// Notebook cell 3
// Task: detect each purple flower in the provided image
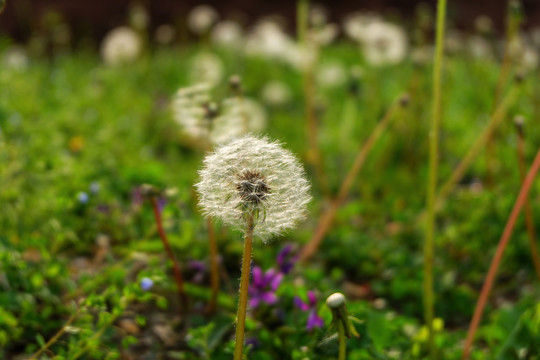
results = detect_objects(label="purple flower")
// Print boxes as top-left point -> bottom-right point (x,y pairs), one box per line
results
276,244 -> 297,275
188,260 -> 207,284
248,266 -> 283,309
140,277 -> 154,291
294,290 -> 324,330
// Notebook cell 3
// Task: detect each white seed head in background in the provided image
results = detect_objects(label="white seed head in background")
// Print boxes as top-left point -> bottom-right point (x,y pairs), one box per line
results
172,83 -> 267,147
100,26 -> 142,66
316,61 -> 347,88
172,83 -> 214,147
196,135 -> 311,241
190,52 -> 224,85
211,20 -> 244,49
261,81 -> 292,107
210,97 -> 267,144
187,4 -> 219,35
361,20 -> 408,66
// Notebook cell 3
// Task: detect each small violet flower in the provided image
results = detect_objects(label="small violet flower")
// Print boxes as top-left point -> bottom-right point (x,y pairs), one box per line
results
140,277 -> 154,291
248,266 -> 283,309
77,192 -> 89,204
188,260 -> 207,284
276,244 -> 297,274
294,290 -> 324,330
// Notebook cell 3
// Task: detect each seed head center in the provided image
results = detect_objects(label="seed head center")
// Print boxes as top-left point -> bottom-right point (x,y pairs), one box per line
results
236,170 -> 271,206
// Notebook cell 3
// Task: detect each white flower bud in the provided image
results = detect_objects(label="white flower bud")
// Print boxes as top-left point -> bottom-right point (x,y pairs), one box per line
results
326,292 -> 346,309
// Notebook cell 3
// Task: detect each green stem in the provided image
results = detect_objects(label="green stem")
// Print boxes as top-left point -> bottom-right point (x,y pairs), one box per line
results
233,217 -> 254,360
296,0 -> 308,44
337,321 -> 347,360
28,306 -> 81,360
425,0 -> 446,358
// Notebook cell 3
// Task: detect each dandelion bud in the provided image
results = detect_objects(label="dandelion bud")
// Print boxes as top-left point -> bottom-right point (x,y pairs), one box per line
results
399,93 -> 411,107
514,70 -> 525,83
514,115 -> 525,135
229,75 -> 242,95
326,292 -> 346,309
195,135 -> 311,241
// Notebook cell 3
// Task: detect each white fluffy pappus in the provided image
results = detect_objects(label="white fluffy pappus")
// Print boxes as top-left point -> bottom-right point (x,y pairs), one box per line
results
195,135 -> 311,241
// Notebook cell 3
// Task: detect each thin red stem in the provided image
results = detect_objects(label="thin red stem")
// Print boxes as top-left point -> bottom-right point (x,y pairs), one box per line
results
462,146 -> 540,358
151,197 -> 187,309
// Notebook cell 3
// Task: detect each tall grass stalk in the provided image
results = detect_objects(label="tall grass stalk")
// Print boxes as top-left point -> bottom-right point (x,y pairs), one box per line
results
424,0 -> 447,357
462,146 -> 540,359
233,216 -> 254,360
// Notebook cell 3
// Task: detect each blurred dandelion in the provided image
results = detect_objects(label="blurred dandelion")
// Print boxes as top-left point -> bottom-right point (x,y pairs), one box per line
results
261,81 -> 292,107
212,20 -> 244,49
361,20 -> 408,66
187,4 -> 219,35
190,52 -> 224,85
172,81 -> 267,147
100,26 -> 142,66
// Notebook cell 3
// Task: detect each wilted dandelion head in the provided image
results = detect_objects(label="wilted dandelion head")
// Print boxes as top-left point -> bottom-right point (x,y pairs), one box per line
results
196,135 -> 311,241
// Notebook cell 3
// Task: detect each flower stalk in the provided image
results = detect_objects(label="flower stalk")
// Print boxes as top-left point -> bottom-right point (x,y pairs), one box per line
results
233,216 -> 254,360
424,0 -> 446,357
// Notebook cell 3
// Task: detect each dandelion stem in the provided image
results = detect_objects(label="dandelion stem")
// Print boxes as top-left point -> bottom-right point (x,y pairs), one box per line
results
296,0 -> 308,44
425,0 -> 446,357
233,216 -> 254,360
337,321 -> 347,360
299,99 -> 400,262
462,145 -> 540,359
206,216 -> 220,314
514,122 -> 540,281
150,196 -> 187,309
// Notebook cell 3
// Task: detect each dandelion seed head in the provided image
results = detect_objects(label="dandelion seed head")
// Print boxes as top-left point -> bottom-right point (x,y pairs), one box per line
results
187,5 -> 219,35
212,20 -> 244,49
190,52 -> 224,85
100,26 -> 142,66
361,21 -> 407,66
196,135 -> 311,241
